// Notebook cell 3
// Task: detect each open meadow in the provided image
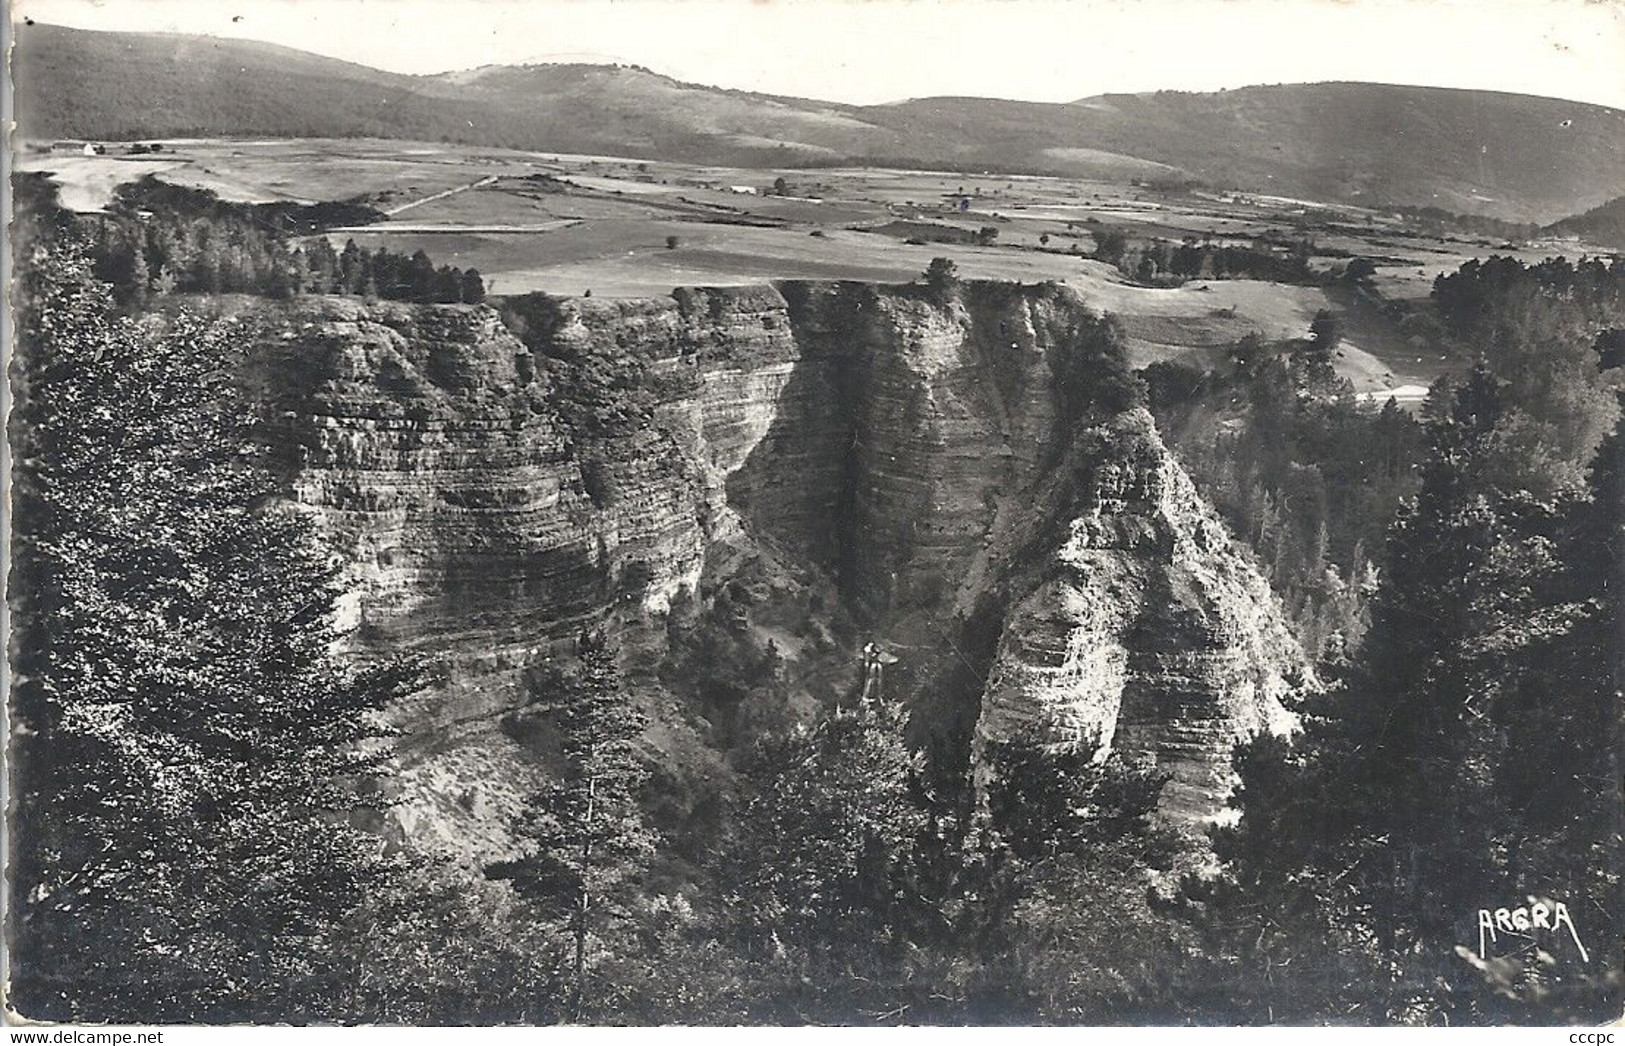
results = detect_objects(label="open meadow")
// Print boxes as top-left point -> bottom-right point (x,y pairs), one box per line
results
19,135 -> 1614,398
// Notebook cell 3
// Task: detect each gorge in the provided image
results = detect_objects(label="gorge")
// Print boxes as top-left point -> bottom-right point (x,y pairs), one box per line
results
244,279 -> 1317,857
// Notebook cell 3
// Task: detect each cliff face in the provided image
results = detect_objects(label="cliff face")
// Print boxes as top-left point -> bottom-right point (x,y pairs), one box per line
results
973,413 -> 1308,824
247,281 -> 1313,854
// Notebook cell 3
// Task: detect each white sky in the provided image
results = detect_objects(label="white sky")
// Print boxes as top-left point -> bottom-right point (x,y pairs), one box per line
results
15,0 -> 1625,108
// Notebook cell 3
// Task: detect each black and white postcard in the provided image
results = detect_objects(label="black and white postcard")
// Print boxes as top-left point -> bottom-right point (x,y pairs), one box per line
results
6,0 -> 1622,1029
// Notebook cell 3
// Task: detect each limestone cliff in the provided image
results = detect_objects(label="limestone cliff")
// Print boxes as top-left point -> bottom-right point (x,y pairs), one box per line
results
972,411 -> 1308,824
245,280 -> 1314,854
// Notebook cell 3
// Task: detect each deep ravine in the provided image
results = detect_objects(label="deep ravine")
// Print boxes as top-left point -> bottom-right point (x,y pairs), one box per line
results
244,279 -> 1316,857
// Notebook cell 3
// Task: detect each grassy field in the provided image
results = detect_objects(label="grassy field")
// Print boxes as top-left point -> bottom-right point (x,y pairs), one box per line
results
14,153 -> 186,210
22,135 -> 1612,398
327,222 -> 1096,297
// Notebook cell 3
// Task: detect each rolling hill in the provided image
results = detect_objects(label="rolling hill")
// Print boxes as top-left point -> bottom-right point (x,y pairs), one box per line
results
878,84 -> 1625,223
1546,196 -> 1625,249
11,23 -> 495,143
424,63 -> 891,160
15,21 -> 1625,223
11,23 -> 889,162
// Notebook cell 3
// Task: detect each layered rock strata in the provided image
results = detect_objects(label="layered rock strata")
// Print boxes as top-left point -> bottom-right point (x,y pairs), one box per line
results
247,281 -> 1314,852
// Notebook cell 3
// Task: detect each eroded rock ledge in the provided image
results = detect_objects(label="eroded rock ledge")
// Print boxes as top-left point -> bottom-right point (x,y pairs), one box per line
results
244,281 -> 1314,854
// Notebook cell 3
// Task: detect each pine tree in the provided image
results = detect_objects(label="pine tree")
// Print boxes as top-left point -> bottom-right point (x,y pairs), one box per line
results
339,239 -> 364,294
1194,362 -> 1622,1024
151,264 -> 178,296
924,257 -> 959,299
487,632 -> 656,1021
433,264 -> 460,303
126,241 -> 150,306
9,238 -> 419,1021
1453,409 -> 1624,1019
732,697 -> 926,946
970,730 -> 1185,1022
407,249 -> 438,303
307,237 -> 338,294
710,697 -> 932,1021
282,247 -> 309,296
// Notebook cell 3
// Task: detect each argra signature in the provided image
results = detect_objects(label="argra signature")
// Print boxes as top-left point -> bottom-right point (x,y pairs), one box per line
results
1476,900 -> 1588,961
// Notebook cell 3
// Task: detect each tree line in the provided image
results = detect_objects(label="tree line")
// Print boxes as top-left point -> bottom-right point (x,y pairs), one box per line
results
1154,252 -> 1624,1022
16,172 -> 485,307
1432,255 -> 1625,492
1434,254 -> 1625,343
1147,334 -> 1423,664
9,228 -> 426,1020
1189,362 -> 1622,1023
1091,227 -> 1322,285
482,640 -> 1187,1024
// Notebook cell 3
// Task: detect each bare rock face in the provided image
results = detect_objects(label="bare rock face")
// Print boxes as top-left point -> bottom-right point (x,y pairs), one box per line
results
248,281 -> 1314,853
974,412 -> 1310,825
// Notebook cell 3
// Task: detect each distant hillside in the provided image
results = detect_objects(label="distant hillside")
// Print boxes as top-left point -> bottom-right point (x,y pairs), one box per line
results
426,63 -> 887,160
876,84 -> 1625,223
1546,196 -> 1625,249
11,24 -> 495,143
16,22 -> 1625,223
11,23 -> 887,163
1071,84 -> 1625,225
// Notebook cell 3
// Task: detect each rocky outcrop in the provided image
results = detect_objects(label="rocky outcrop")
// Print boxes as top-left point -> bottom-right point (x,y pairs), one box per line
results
973,411 -> 1309,824
247,280 -> 1314,852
